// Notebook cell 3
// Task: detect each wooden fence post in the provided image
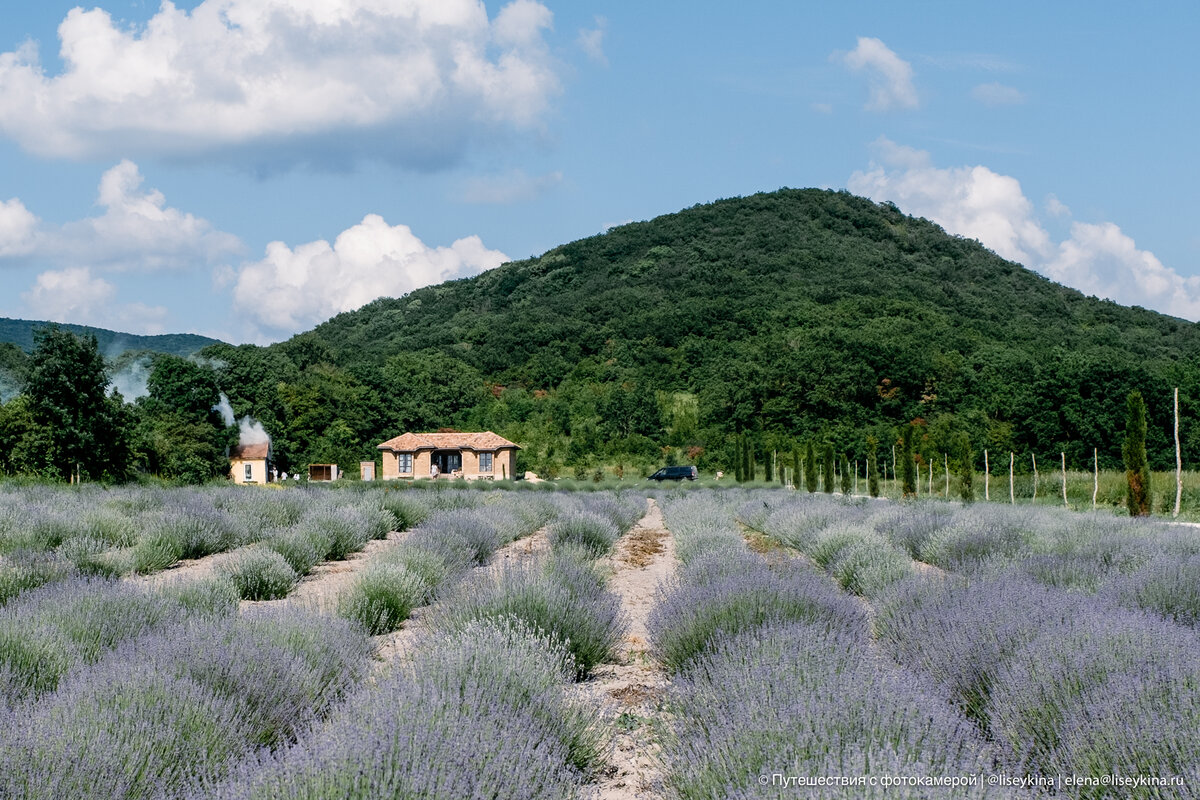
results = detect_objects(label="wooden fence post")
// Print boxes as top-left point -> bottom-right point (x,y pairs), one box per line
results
1061,452 -> 1068,508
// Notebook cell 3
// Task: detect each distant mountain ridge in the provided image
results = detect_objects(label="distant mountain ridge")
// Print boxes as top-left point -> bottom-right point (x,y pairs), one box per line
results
200,188 -> 1200,474
0,317 -> 222,358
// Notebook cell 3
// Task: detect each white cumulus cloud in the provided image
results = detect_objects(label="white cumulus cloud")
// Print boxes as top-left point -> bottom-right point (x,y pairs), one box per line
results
848,139 -> 1200,320
0,198 -> 37,257
849,137 -> 1051,264
230,214 -> 508,336
20,266 -> 168,333
0,0 -> 561,168
838,37 -> 918,111
1,161 -> 242,271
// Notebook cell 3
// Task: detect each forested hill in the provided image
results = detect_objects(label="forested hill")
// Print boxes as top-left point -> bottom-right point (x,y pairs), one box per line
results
0,317 -> 222,358
203,189 -> 1200,477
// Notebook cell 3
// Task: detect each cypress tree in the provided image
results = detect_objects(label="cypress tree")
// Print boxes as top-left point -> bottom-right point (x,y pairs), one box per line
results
958,433 -> 974,502
745,439 -> 755,483
1123,390 -> 1152,516
822,442 -> 834,493
733,436 -> 743,482
841,453 -> 852,495
804,441 -> 818,493
791,448 -> 800,489
867,436 -> 880,497
764,446 -> 774,482
901,425 -> 917,498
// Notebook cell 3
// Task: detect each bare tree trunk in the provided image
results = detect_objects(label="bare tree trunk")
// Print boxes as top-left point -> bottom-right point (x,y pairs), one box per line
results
854,460 -> 859,496
945,452 -> 949,498
892,445 -> 897,495
1032,453 -> 1039,502
928,460 -> 933,495
1093,447 -> 1099,511
1176,387 -> 1183,518
1061,452 -> 1068,508
1010,452 -> 1015,504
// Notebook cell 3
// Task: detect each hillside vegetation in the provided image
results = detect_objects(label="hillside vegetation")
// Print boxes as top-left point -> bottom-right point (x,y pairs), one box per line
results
197,189 -> 1200,479
0,317 -> 221,359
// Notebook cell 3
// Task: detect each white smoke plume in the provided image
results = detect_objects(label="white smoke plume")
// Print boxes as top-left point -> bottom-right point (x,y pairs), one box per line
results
238,417 -> 270,446
214,393 -> 235,426
213,391 -> 270,446
107,357 -> 151,400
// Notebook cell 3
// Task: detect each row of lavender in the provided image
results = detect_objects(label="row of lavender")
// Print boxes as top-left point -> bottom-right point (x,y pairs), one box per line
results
651,492 -> 1019,799
748,493 -> 1200,626
195,492 -> 644,798
749,492 -> 1200,798
0,490 -> 643,799
0,483 -> 530,604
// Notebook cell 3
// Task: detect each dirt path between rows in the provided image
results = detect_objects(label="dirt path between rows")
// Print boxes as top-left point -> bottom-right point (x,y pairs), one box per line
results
575,498 -> 676,800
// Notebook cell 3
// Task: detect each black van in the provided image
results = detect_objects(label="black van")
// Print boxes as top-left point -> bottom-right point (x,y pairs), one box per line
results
649,465 -> 698,481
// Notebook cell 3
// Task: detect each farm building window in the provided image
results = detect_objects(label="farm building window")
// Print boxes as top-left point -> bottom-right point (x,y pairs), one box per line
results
244,463 -> 253,481
398,453 -> 413,473
479,452 -> 494,473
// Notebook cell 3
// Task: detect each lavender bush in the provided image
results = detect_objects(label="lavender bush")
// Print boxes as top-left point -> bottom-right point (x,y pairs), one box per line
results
547,511 -> 620,556
219,548 -> 298,601
262,526 -> 327,577
337,562 -> 429,635
204,617 -> 594,800
0,661 -> 254,800
663,621 -> 1008,800
436,553 -> 625,677
651,559 -> 866,674
1102,554 -> 1200,626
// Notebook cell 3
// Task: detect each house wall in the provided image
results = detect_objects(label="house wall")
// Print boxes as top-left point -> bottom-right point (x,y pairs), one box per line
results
414,449 -> 432,478
231,458 -> 267,485
379,445 -> 517,480
499,449 -> 516,480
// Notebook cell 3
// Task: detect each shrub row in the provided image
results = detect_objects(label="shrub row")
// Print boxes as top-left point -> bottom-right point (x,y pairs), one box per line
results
654,494 -> 1006,799
0,607 -> 372,800
337,495 -> 558,635
876,570 -> 1200,798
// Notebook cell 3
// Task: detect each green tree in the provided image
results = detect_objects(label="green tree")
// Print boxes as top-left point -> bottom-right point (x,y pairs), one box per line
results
791,447 -> 800,489
1124,390 -> 1151,516
733,436 -> 743,482
764,444 -> 774,482
25,327 -> 131,481
900,425 -> 916,498
380,349 -> 486,432
957,433 -> 974,503
135,355 -> 233,483
804,441 -> 817,493
822,442 -> 834,493
841,453 -> 852,495
867,435 -> 880,497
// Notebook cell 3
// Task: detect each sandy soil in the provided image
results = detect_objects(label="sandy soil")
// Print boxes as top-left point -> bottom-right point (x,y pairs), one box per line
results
574,499 -> 677,800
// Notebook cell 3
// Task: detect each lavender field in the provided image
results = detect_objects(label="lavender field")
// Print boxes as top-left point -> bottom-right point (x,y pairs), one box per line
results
0,483 -> 1196,798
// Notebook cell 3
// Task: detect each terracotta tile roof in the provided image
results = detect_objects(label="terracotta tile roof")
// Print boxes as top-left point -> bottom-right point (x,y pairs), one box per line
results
376,431 -> 519,452
230,442 -> 270,460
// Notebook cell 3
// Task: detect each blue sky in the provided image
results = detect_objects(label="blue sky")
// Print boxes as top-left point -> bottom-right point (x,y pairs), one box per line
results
0,0 -> 1196,343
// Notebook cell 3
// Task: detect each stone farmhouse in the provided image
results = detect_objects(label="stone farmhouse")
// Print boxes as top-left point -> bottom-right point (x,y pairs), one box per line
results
376,431 -> 519,480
